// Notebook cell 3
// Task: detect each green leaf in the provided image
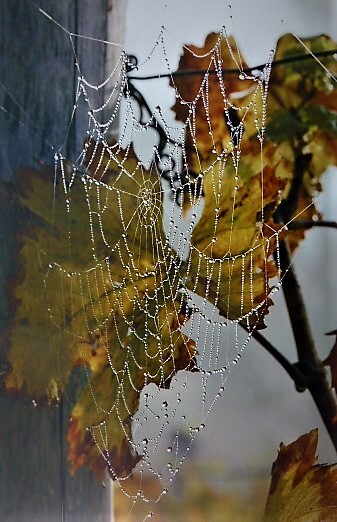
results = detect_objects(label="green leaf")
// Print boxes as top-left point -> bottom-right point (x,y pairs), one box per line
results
266,110 -> 305,143
300,105 -> 337,135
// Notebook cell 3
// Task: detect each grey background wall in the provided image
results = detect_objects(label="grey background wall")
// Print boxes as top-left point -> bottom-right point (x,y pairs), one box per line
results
0,1 -> 125,519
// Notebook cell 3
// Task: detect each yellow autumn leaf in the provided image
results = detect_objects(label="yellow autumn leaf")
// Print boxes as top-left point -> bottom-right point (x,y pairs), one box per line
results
171,32 -> 295,326
1,166 -> 96,403
186,141 -> 288,326
0,143 -> 196,479
68,290 -> 195,480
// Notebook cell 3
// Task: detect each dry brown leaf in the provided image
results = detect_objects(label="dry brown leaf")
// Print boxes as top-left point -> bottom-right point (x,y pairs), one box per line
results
172,32 -> 254,165
264,429 -> 337,522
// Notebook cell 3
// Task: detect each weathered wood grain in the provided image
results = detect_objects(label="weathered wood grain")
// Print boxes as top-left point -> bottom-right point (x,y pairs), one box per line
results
0,0 -> 125,519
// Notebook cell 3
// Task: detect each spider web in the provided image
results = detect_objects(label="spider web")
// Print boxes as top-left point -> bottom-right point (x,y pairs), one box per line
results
2,6 -> 336,521
39,27 -> 280,519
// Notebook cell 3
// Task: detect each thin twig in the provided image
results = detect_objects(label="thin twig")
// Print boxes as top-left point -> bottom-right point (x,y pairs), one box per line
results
241,325 -> 308,390
288,220 -> 337,230
128,48 -> 337,81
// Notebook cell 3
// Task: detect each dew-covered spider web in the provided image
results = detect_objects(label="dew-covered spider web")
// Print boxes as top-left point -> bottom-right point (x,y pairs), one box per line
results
2,5 -> 337,520
45,28 -> 279,516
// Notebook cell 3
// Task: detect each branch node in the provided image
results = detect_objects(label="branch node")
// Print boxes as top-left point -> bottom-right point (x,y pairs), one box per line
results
292,361 -> 325,392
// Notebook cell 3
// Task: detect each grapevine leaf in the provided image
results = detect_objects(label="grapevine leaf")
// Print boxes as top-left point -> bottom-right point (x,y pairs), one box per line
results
68,292 -> 195,480
171,32 -> 295,326
186,141 -> 289,326
1,167 -> 96,403
264,429 -> 337,522
0,144 -> 196,479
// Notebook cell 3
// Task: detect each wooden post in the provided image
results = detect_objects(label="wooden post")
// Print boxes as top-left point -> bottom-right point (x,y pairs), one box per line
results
0,1 -> 126,519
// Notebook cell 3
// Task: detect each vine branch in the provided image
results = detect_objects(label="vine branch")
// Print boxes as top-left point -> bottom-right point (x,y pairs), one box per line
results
277,239 -> 337,452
